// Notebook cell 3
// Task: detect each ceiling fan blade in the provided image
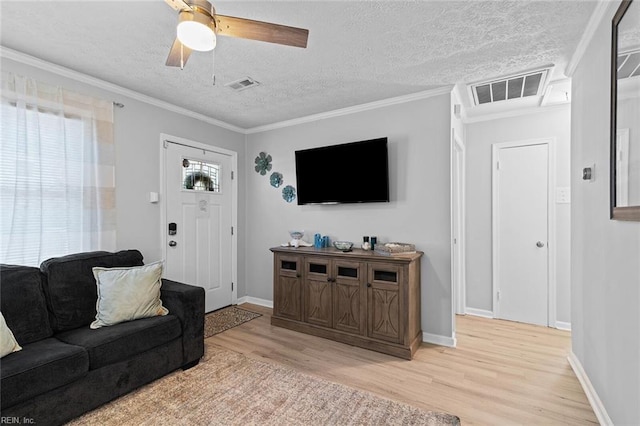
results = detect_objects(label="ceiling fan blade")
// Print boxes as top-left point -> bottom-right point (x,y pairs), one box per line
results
164,0 -> 191,12
215,15 -> 308,48
166,38 -> 193,67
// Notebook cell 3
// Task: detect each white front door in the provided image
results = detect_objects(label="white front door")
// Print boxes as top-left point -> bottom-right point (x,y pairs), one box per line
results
493,142 -> 549,326
163,139 -> 234,312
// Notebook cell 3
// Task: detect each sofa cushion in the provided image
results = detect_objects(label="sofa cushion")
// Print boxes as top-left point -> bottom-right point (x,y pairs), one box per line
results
55,315 -> 182,370
91,261 -> 168,329
40,250 -> 144,332
0,338 -> 89,409
0,264 -> 53,344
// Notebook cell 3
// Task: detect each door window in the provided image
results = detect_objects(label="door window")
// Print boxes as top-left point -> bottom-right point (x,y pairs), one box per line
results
182,158 -> 220,192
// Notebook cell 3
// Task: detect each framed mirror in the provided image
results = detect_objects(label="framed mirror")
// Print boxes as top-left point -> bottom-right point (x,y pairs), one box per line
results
611,0 -> 640,221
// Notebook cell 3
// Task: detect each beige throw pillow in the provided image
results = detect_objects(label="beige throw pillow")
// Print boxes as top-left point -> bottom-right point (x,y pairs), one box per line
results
0,311 -> 22,358
90,261 -> 169,329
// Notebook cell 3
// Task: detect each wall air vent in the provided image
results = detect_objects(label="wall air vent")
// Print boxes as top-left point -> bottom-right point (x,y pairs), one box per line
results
225,77 -> 260,92
618,48 -> 640,79
469,68 -> 551,106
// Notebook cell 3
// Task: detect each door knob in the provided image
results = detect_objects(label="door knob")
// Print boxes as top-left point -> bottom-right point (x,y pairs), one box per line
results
536,241 -> 545,248
169,240 -> 177,247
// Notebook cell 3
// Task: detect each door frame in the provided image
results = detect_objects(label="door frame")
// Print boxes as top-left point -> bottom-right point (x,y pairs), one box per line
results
159,133 -> 238,305
491,138 -> 556,327
451,129 -> 467,316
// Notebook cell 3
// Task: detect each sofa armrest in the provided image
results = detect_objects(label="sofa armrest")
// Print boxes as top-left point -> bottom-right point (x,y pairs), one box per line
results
160,279 -> 205,366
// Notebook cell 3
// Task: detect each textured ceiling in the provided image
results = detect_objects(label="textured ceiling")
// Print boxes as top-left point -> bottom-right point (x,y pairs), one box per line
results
0,1 -> 595,130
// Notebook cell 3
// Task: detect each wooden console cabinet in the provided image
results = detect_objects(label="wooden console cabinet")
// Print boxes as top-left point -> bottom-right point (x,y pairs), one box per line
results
270,246 -> 423,359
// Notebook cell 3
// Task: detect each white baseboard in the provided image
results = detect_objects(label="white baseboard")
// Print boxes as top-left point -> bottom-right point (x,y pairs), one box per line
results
465,307 -> 494,319
568,351 -> 612,426
465,308 -> 571,331
422,332 -> 457,348
237,296 -> 273,309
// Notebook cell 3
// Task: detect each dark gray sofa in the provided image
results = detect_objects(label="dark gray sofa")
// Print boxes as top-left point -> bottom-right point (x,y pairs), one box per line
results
0,250 -> 205,425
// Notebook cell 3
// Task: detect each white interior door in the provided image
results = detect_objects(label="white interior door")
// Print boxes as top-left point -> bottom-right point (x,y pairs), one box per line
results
493,142 -> 549,326
164,140 -> 233,312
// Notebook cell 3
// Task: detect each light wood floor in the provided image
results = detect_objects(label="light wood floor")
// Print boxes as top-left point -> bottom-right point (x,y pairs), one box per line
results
208,304 -> 597,425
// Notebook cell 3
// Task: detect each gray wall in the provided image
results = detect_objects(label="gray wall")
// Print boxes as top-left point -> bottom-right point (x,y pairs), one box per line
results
245,94 -> 454,339
571,1 -> 640,424
1,57 -> 248,296
465,107 -> 572,324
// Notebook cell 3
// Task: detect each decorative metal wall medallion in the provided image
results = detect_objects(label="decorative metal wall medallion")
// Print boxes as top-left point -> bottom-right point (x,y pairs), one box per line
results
254,152 -> 272,175
270,172 -> 283,188
282,185 -> 296,203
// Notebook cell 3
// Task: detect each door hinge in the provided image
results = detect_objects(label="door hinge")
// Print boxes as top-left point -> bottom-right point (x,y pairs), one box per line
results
231,226 -> 234,236
231,171 -> 234,180
231,282 -> 234,291
496,161 -> 500,170
497,290 -> 501,300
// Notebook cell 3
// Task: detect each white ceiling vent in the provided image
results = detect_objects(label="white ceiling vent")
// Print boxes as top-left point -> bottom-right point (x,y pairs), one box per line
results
225,77 -> 260,92
469,68 -> 551,106
618,48 -> 640,79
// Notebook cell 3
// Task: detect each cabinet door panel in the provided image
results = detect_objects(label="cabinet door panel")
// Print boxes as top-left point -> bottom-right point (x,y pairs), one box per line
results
305,279 -> 332,327
304,257 -> 332,328
274,254 -> 301,321
367,263 -> 403,343
368,288 -> 401,343
333,260 -> 365,334
334,282 -> 363,334
274,275 -> 301,321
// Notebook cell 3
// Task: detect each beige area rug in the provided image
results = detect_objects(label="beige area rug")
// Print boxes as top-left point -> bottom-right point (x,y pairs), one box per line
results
68,345 -> 460,426
204,306 -> 262,338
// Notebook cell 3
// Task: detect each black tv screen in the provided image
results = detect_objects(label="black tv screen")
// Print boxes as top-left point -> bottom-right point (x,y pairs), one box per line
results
295,138 -> 389,205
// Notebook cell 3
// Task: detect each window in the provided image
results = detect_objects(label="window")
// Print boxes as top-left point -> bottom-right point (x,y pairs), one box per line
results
0,74 -> 115,266
182,158 -> 220,192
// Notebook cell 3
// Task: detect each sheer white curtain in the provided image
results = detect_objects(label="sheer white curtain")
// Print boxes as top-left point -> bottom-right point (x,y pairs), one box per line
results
0,73 -> 116,266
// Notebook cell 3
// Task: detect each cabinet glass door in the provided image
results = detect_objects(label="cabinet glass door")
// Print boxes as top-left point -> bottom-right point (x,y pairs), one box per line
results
274,254 -> 301,321
367,263 -> 403,343
333,261 -> 365,335
304,258 -> 332,328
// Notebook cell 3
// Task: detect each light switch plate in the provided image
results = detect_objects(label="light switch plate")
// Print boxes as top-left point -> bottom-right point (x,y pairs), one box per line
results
149,192 -> 159,203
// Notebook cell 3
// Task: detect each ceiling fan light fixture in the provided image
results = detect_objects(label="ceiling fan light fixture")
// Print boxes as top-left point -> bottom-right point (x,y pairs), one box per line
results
177,10 -> 216,52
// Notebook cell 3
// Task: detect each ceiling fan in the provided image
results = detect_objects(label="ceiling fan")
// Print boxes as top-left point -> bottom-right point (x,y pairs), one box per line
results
164,0 -> 309,69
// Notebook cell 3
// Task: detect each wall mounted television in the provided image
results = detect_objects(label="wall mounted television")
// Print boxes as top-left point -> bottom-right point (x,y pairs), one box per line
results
295,137 -> 389,205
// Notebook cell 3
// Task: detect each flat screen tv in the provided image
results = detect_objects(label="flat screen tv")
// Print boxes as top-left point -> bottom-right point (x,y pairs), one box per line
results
295,137 -> 389,205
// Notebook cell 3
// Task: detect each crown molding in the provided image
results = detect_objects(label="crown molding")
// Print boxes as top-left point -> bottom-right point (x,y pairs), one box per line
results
0,46 -> 245,134
1,46 -> 455,135
565,1 -> 614,77
462,102 -> 570,124
245,86 -> 454,134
